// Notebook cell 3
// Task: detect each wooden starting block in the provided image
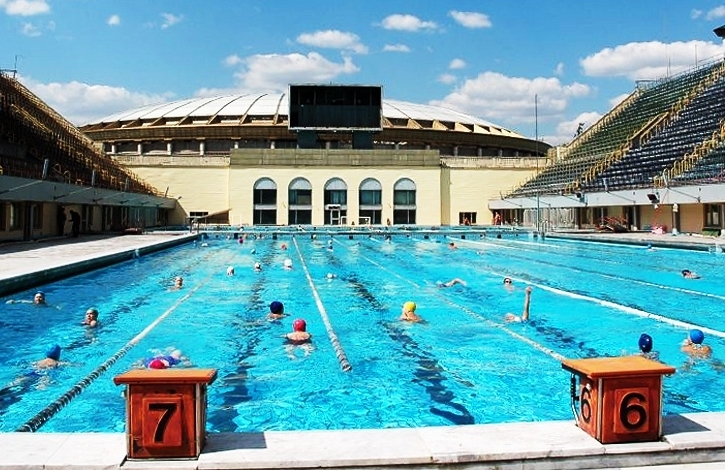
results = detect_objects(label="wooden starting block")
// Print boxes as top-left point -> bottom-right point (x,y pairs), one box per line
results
562,356 -> 675,444
114,369 -> 217,459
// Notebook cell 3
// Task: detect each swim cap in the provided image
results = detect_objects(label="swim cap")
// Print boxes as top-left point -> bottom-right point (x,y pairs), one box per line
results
284,258 -> 293,267
254,262 -> 262,269
293,318 -> 307,332
404,301 -> 416,312
46,344 -> 61,360
270,301 -> 284,314
326,273 -> 334,279
435,280 -> 443,286
638,334 -> 653,353
251,249 -> 256,254
689,329 -> 705,345
148,358 -> 167,369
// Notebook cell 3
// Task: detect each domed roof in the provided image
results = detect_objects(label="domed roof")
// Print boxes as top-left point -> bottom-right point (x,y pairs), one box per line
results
88,92 -> 523,138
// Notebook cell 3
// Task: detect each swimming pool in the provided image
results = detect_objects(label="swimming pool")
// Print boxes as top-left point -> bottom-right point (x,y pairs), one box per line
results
1,231 -> 724,433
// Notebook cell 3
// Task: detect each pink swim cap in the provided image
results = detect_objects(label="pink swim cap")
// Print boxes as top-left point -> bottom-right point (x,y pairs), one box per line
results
293,318 -> 307,332
148,358 -> 167,369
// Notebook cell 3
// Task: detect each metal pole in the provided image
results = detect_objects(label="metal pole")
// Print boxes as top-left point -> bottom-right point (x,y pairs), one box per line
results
535,94 -> 541,235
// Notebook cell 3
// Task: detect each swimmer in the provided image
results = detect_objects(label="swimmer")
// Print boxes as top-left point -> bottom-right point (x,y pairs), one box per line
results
503,277 -> 514,291
142,350 -> 188,369
82,308 -> 99,327
285,318 -> 312,344
448,242 -> 457,249
254,262 -> 262,272
436,278 -> 466,288
283,258 -> 293,270
682,329 -> 712,358
326,273 -> 337,281
638,333 -> 659,361
7,291 -> 47,305
268,300 -> 287,320
400,301 -> 422,322
201,242 -> 209,247
171,276 -> 184,290
35,344 -> 64,369
681,269 -> 701,279
505,286 -> 533,323
251,248 -> 256,254
281,243 -> 287,250
226,266 -> 235,276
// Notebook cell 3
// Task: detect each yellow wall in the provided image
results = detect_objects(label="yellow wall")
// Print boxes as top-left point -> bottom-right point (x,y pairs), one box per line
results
131,167 -> 229,224
447,168 -> 537,225
678,204 -> 702,233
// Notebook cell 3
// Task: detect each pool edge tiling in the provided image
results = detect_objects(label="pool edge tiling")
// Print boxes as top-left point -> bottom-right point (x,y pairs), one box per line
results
2,413 -> 725,469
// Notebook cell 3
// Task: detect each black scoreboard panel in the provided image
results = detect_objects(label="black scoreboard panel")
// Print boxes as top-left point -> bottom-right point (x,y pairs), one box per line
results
289,85 -> 382,131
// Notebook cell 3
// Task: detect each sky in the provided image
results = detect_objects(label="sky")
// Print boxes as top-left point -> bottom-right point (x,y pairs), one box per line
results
2,0 -> 725,145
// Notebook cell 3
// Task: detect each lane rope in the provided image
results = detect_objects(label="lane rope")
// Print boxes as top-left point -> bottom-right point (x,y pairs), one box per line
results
292,236 -> 352,372
16,255 -> 228,432
342,238 -> 565,362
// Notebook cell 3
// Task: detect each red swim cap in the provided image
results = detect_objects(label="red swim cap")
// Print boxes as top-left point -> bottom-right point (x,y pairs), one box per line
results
293,318 -> 306,332
148,358 -> 167,369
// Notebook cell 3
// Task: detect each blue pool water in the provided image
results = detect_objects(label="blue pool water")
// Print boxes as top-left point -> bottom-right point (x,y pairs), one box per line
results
1,232 -> 725,433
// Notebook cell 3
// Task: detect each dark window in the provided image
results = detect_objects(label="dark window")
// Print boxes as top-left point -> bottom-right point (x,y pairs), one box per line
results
393,210 -> 416,225
254,209 -> 277,225
705,204 -> 722,227
393,190 -> 415,205
360,190 -> 381,205
254,188 -> 277,205
324,190 -> 347,205
32,204 -> 43,229
289,189 -> 312,206
459,212 -> 477,225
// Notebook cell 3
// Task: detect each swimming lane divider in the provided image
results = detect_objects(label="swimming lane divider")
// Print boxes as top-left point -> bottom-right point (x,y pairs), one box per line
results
450,237 -> 725,303
348,242 -> 566,363
16,259 -> 227,433
292,236 -> 352,372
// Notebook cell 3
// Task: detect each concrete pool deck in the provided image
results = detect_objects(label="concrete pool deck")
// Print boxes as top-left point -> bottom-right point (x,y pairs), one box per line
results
1,230 -> 725,469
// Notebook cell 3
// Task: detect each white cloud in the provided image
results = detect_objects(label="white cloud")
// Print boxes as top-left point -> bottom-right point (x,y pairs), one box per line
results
449,58 -> 466,70
380,14 -> 437,32
580,40 -> 725,80
438,73 -> 457,84
0,0 -> 49,16
449,10 -> 492,29
609,93 -> 630,108
196,52 -> 359,96
160,12 -> 182,29
296,30 -> 368,54
430,72 -> 590,125
383,43 -> 410,53
21,21 -> 40,36
20,76 -> 172,125
554,62 -> 565,76
706,5 -> 725,20
544,111 -> 604,145
107,14 -> 120,26
223,54 -> 243,67
691,9 -> 703,19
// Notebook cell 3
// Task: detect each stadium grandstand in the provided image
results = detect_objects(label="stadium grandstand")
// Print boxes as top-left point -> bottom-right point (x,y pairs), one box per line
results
0,71 -> 176,242
490,57 -> 725,236
79,88 -> 549,227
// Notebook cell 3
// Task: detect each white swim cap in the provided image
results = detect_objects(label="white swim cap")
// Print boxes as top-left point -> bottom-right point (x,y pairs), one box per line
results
284,258 -> 293,267
326,273 -> 334,279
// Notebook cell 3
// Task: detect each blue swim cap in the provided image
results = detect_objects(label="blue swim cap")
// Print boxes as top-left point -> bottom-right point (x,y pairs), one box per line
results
689,329 -> 705,345
46,344 -> 61,360
270,301 -> 284,314
638,334 -> 653,353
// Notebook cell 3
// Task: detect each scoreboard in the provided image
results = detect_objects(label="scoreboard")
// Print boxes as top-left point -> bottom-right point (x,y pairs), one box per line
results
288,85 -> 382,131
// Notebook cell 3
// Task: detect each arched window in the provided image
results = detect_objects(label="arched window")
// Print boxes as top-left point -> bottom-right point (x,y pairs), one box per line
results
288,177 -> 312,224
253,177 -> 277,225
359,178 -> 382,225
393,178 -> 416,225
324,178 -> 348,225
